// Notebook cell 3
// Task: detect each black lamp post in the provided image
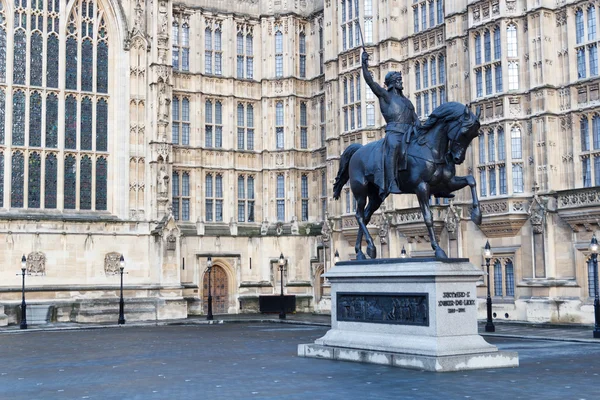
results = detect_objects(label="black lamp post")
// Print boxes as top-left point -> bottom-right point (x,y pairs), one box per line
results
206,256 -> 213,321
278,253 -> 286,320
483,240 -> 495,332
400,246 -> 408,259
118,255 -> 126,325
589,235 -> 600,338
19,255 -> 27,330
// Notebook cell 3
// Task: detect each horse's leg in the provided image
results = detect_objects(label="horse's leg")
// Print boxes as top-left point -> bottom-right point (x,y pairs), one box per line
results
445,175 -> 481,225
415,182 -> 447,259
355,192 -> 374,260
363,191 -> 383,259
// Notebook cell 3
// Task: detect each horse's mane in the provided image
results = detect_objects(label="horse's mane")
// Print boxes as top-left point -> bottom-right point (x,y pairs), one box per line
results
417,102 -> 467,134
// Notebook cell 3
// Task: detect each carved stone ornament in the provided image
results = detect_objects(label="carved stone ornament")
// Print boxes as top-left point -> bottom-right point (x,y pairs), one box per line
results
321,215 -> 332,245
444,204 -> 461,240
378,216 -> 390,245
261,219 -> 269,235
104,252 -> 122,275
26,251 -> 46,275
158,165 -> 169,198
166,233 -> 177,251
528,195 -> 546,234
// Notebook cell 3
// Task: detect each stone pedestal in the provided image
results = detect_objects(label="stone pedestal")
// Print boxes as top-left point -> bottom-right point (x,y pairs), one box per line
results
298,258 -> 519,372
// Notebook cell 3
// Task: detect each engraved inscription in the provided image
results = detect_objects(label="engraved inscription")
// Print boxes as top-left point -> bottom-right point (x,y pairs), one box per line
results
337,293 -> 429,326
437,291 -> 476,314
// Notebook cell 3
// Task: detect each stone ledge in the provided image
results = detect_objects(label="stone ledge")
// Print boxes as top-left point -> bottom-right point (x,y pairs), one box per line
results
298,343 -> 519,372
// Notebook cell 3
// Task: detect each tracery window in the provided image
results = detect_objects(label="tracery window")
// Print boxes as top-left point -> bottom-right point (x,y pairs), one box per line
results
276,173 -> 285,221
301,174 -> 308,221
236,28 -> 253,79
172,96 -> 190,146
341,0 -> 359,51
275,26 -> 283,77
172,19 -> 189,71
205,22 -> 222,76
276,101 -> 284,149
172,171 -> 190,221
491,258 -> 515,298
0,0 -> 109,212
205,100 -> 223,148
299,32 -> 306,78
300,102 -> 308,149
237,175 -> 255,223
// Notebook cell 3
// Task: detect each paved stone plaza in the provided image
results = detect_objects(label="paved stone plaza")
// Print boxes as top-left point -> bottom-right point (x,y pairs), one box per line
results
1,322 -> 600,400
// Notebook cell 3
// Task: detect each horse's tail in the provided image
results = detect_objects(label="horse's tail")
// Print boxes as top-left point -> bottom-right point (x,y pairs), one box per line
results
333,143 -> 362,200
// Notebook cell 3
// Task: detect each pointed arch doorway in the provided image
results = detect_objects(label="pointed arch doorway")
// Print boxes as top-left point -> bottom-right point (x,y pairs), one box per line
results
203,265 -> 229,314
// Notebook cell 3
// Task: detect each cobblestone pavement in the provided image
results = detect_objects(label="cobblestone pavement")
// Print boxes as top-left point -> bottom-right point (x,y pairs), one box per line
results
3,312 -> 600,343
1,323 -> 600,400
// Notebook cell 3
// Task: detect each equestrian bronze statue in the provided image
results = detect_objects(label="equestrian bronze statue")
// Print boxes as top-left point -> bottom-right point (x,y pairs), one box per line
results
333,52 -> 482,260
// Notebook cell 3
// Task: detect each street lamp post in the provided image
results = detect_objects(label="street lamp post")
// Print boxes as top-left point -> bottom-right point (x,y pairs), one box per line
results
589,235 -> 600,338
19,255 -> 27,330
118,255 -> 126,325
279,253 -> 286,320
483,240 -> 495,333
206,256 -> 214,321
334,250 -> 340,265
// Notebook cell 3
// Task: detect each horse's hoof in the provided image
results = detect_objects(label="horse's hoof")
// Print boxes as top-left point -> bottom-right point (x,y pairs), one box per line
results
471,206 -> 482,225
435,248 -> 448,259
367,246 -> 377,259
356,252 -> 367,260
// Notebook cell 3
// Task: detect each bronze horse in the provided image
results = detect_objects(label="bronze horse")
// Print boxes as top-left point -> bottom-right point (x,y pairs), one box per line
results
333,102 -> 482,260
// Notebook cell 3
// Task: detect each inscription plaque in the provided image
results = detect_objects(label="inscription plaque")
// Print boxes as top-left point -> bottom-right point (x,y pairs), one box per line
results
336,293 -> 429,326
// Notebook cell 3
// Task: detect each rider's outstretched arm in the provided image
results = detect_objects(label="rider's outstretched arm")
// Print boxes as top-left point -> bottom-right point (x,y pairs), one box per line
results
361,52 -> 387,99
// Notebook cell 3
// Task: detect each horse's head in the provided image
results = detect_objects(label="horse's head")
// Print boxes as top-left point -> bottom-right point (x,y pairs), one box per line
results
447,105 -> 481,165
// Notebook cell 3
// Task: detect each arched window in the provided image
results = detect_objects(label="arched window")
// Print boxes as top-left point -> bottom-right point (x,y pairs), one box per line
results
276,101 -> 284,149
0,1 -> 111,211
593,115 -> 600,150
511,126 -> 522,159
507,24 -> 518,57
484,30 -> 491,62
276,174 -> 285,221
493,26 -> 501,59
577,9 -> 585,44
299,32 -> 306,78
512,164 -> 523,193
589,6 -> 597,41
301,174 -> 309,221
582,116 -> 590,151
497,127 -> 506,161
415,62 -> 421,90
275,27 -> 283,77
475,34 -> 481,65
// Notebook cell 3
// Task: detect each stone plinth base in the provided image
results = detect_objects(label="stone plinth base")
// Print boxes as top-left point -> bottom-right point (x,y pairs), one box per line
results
298,343 -> 518,372
297,258 -> 519,372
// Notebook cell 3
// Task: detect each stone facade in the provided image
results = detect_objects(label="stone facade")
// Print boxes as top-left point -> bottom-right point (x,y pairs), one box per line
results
0,0 -> 598,324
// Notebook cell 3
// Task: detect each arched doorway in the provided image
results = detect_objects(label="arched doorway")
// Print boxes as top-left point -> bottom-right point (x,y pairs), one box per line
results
203,265 -> 229,314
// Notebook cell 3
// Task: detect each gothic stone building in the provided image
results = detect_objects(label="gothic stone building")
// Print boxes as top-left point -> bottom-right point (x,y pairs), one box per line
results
0,0 -> 598,325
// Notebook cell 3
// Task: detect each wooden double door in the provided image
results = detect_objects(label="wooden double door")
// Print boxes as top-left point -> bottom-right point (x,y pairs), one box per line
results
203,265 -> 228,314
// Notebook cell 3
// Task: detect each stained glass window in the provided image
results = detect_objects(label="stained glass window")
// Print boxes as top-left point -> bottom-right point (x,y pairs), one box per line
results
64,155 -> 76,209
46,93 -> 58,148
28,153 -> 41,208
0,89 -> 4,144
97,41 -> 108,93
81,40 -> 93,91
12,90 -> 25,146
81,97 -> 93,150
0,13 -> 5,83
80,156 -> 92,209
46,35 -> 59,88
0,152 -> 3,207
66,37 -> 78,90
13,30 -> 26,85
29,92 -> 42,147
96,157 -> 107,210
96,99 -> 108,151
30,32 -> 43,86
65,95 -> 77,149
11,151 -> 24,208
45,154 -> 57,209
